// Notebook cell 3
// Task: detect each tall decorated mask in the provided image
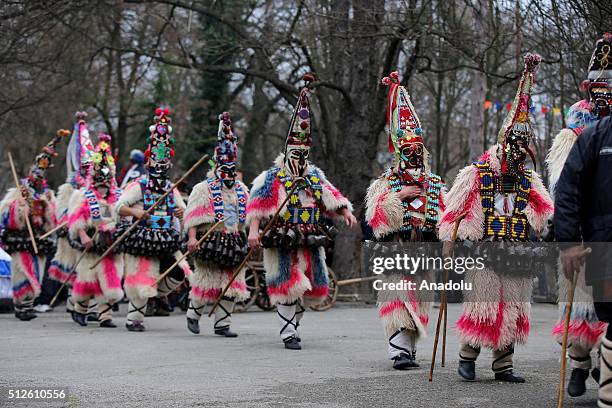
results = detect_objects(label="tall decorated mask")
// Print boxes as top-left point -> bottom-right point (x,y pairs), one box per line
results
382,71 -> 425,183
145,107 -> 175,178
585,32 -> 612,119
90,134 -> 116,195
498,53 -> 541,176
214,112 -> 238,188
27,129 -> 70,191
284,73 -> 315,177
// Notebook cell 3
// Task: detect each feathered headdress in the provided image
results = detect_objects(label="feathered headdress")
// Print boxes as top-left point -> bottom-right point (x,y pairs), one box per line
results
29,129 -> 71,180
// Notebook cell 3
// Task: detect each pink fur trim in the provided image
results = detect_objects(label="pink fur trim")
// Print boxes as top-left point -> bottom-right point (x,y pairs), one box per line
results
124,258 -> 155,289
184,205 -> 214,224
72,280 -> 103,297
369,192 -> 390,230
247,177 -> 282,216
12,284 -> 32,300
101,257 -> 122,290
68,201 -> 90,228
439,174 -> 480,225
19,252 -> 41,293
379,299 -> 405,317
457,300 -> 504,347
191,285 -> 221,301
267,253 -> 310,297
8,201 -> 19,230
528,187 -> 554,216
48,264 -> 74,284
552,320 -> 606,346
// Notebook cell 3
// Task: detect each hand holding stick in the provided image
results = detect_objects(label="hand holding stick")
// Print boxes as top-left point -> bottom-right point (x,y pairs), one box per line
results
89,154 -> 209,269
429,215 -> 464,382
155,219 -> 224,285
8,153 -> 38,254
208,178 -> 304,317
557,247 -> 592,408
49,229 -> 100,307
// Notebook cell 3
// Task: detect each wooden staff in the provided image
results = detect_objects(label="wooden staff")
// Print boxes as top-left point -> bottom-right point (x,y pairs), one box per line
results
49,229 -> 100,307
89,154 -> 209,269
39,220 -> 68,240
557,247 -> 591,408
429,216 -> 463,382
208,178 -> 304,317
8,152 -> 38,254
155,219 -> 224,285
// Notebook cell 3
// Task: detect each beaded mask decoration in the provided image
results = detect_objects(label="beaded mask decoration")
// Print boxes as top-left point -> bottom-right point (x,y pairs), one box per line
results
27,129 -> 71,190
90,133 -> 116,188
284,73 -> 315,177
145,107 -> 175,174
214,112 -> 238,188
584,32 -> 612,119
382,71 -> 425,183
498,53 -> 540,176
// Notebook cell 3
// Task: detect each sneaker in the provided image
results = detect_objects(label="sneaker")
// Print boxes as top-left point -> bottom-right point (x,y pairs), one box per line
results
33,304 -> 52,313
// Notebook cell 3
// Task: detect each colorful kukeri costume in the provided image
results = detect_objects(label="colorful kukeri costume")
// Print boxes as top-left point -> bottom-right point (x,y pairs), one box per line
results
547,100 -> 606,393
67,134 -> 124,327
115,107 -> 191,332
247,75 -> 354,350
559,32 -> 612,406
365,71 -> 445,369
0,130 -> 68,320
184,112 -> 249,337
48,112 -> 99,316
439,54 -> 553,382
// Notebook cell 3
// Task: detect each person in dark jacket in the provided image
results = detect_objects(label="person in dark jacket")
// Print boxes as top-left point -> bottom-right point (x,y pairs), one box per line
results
554,115 -> 612,408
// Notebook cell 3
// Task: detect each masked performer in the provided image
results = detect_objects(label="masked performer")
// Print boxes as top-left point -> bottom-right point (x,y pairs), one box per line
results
66,135 -> 123,327
439,54 -> 553,382
48,112 -> 98,318
365,71 -> 445,369
184,112 -> 249,337
115,107 -> 191,332
547,33 -> 611,397
247,74 -> 357,350
0,130 -> 68,320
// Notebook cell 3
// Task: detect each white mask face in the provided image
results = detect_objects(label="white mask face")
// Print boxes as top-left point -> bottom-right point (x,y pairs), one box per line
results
285,146 -> 309,177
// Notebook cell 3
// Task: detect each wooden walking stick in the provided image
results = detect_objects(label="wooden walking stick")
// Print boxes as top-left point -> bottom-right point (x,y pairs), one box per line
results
429,216 -> 463,382
208,178 -> 304,317
155,219 -> 224,285
90,154 -> 209,268
49,229 -> 100,307
557,247 -> 592,408
8,152 -> 38,254
38,220 -> 68,240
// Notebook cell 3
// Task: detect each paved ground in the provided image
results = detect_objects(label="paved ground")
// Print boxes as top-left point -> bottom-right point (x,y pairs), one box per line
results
0,303 -> 600,408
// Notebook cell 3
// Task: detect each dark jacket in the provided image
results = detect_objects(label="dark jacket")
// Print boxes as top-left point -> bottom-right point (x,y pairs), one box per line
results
554,116 -> 612,283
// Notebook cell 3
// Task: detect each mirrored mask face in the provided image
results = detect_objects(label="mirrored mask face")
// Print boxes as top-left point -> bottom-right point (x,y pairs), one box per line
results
285,146 -> 310,177
590,85 -> 612,119
216,163 -> 236,188
93,165 -> 112,186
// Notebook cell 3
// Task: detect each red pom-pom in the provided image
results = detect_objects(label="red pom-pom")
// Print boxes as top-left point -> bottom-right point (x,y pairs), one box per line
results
300,121 -> 309,130
144,148 -> 151,158
580,80 -> 591,91
99,133 -> 112,143
390,71 -> 400,82
155,107 -> 163,116
523,53 -> 541,73
302,73 -> 315,82
169,149 -> 175,157
163,108 -> 169,115
381,77 -> 391,86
